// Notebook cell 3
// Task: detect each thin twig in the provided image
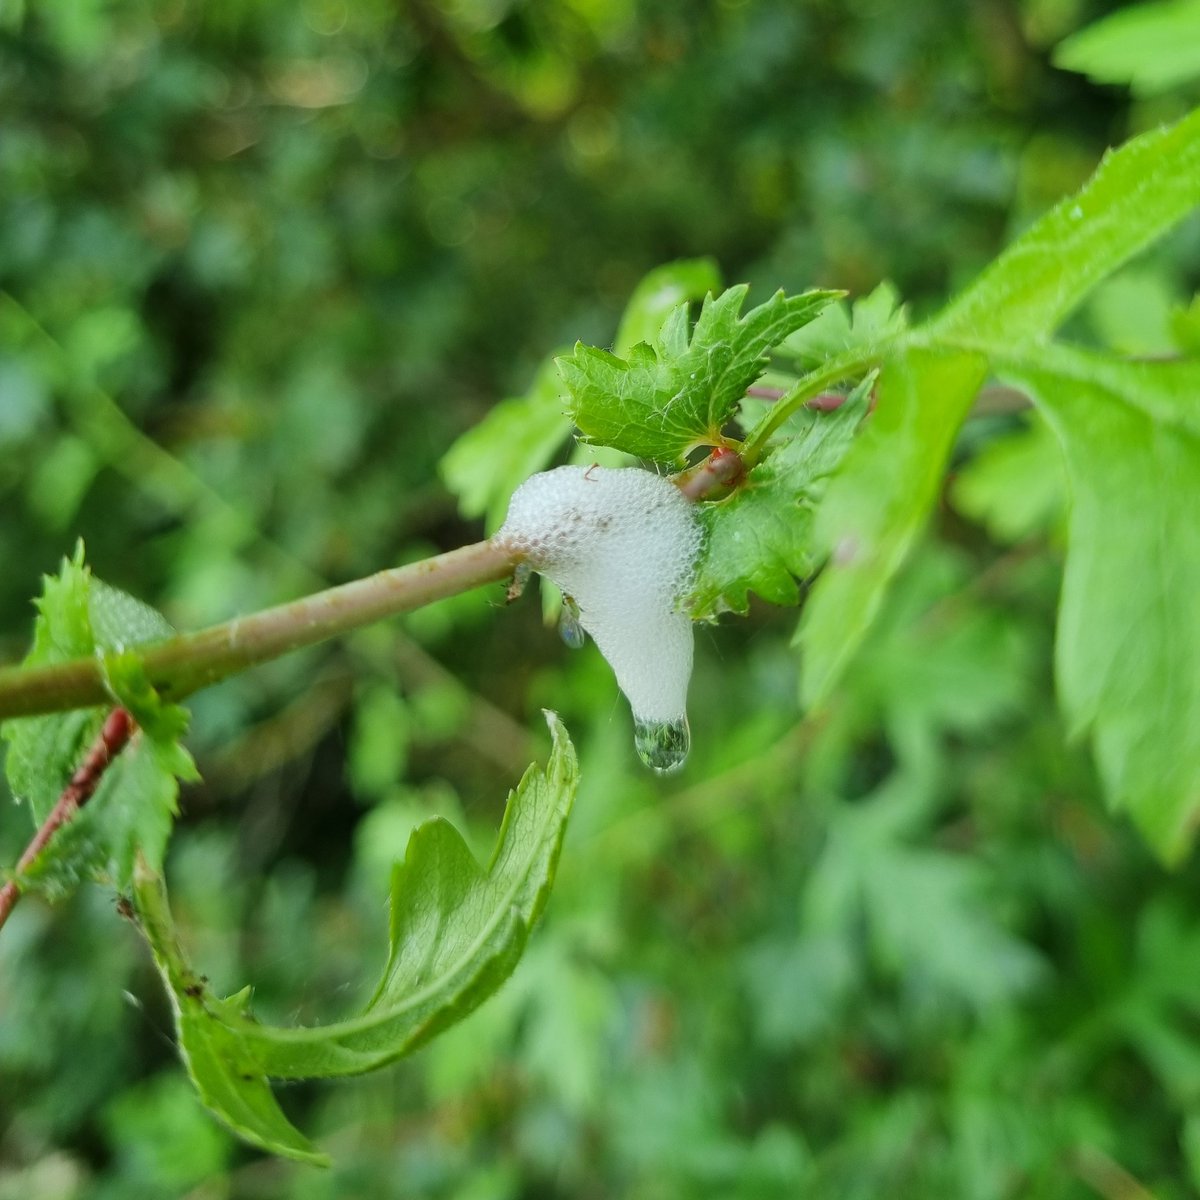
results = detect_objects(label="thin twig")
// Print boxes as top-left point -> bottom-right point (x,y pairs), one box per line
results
0,540 -> 518,721
0,708 -> 133,933
0,463 -> 743,724
1072,1144 -> 1158,1200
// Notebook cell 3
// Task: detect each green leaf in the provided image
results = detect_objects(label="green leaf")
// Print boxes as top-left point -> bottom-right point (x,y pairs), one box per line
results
133,713 -> 578,1161
928,107 -> 1200,345
1,547 -> 197,896
777,281 -> 907,372
29,544 -> 96,663
1087,267 -> 1183,357
559,286 -> 841,464
2,546 -> 98,830
994,345 -> 1200,861
131,859 -> 329,1167
439,260 -> 721,531
798,348 -> 988,705
612,257 -> 723,357
949,413 -> 1067,545
88,578 -> 176,647
439,355 -> 573,533
1171,293 -> 1200,355
795,107 -> 1200,705
811,789 -> 1044,1011
689,377 -> 870,618
1053,0 -> 1200,95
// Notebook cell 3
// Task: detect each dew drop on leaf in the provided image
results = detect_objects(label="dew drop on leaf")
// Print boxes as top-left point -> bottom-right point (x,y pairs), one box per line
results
633,716 -> 690,774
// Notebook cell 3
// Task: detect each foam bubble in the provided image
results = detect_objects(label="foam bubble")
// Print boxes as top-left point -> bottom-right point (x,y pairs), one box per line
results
496,466 -> 702,739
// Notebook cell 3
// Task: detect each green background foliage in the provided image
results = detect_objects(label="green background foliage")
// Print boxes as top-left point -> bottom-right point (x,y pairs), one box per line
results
3,0 -> 1200,1195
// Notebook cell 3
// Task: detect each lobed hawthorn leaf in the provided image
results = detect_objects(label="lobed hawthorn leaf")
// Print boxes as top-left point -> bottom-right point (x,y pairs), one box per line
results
810,783 -> 1045,1012
777,281 -> 908,372
1,546 -> 197,899
611,257 -> 723,359
994,346 -> 1200,862
133,712 -> 578,1164
558,286 -> 841,464
689,376 -> 872,618
800,105 -> 1200,705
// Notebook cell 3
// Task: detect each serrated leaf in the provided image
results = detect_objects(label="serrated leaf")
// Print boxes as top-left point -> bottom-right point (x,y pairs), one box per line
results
994,346 -> 1200,861
928,107 -> 1200,345
796,108 -> 1200,705
131,857 -> 329,1167
798,348 -> 988,705
27,735 -> 189,901
88,578 -> 176,648
559,286 -> 841,464
20,542 -> 93,671
778,281 -> 907,372
612,258 -> 723,357
2,547 -> 196,896
440,260 -> 722,532
132,713 -> 578,1161
1053,0 -> 1200,95
689,378 -> 870,618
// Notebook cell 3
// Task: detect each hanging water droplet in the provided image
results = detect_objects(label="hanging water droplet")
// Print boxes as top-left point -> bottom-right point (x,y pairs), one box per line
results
633,716 -> 690,775
559,595 -> 586,649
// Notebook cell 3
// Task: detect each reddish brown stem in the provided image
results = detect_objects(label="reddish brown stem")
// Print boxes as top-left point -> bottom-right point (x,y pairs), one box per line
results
0,708 -> 134,933
745,387 -> 847,409
806,390 -> 854,412
673,446 -> 747,500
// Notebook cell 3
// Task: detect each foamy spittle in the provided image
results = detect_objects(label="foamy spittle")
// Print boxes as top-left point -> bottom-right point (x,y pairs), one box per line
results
496,466 -> 702,739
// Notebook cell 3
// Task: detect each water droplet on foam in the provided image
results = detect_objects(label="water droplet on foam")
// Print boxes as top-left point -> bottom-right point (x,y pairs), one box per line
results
634,716 -> 691,774
559,596 -> 586,649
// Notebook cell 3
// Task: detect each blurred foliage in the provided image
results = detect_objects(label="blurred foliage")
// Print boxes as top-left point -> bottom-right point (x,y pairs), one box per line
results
3,0 -> 1200,1195
1054,0 -> 1200,95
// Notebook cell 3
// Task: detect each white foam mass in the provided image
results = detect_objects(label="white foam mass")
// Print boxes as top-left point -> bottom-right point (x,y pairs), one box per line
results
496,465 -> 702,724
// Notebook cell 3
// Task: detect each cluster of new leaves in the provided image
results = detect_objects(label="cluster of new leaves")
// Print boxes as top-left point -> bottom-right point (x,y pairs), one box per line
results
444,107 -> 1200,862
558,284 -> 841,464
